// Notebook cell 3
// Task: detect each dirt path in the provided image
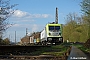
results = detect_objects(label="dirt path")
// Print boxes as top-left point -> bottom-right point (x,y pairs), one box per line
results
67,46 -> 90,60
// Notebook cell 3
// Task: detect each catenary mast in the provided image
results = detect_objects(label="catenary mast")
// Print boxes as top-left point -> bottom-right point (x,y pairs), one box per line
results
55,7 -> 58,24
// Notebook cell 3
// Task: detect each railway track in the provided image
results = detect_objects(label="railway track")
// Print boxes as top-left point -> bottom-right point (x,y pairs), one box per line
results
0,45 -> 51,55
0,55 -> 67,60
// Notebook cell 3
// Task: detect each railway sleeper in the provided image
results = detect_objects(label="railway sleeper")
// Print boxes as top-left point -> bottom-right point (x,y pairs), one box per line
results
7,56 -> 67,60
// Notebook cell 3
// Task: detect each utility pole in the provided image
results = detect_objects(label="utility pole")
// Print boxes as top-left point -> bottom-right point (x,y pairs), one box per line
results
26,28 -> 28,36
9,35 -> 10,41
15,31 -> 16,44
55,7 -> 58,24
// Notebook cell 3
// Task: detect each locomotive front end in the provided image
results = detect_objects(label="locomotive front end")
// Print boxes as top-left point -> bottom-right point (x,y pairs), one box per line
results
46,24 -> 63,44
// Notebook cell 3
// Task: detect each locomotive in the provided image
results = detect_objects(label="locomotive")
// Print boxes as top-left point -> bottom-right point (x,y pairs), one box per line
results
40,23 -> 63,45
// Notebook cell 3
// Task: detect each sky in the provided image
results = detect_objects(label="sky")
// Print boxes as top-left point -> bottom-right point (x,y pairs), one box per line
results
4,0 -> 82,42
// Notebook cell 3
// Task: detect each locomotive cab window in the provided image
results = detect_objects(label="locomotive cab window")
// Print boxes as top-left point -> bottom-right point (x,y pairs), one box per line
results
49,26 -> 54,30
49,26 -> 60,31
55,26 -> 60,30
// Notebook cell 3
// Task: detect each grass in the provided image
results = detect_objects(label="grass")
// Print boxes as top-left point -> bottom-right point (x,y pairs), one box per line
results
42,45 -> 67,56
28,43 -> 71,56
79,46 -> 90,54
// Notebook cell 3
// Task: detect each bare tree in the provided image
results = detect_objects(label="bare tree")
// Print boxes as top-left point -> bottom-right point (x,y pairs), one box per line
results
0,0 -> 17,38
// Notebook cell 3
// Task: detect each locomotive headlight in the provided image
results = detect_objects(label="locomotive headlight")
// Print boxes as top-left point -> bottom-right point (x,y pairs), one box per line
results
59,38 -> 61,40
48,38 -> 52,40
59,33 -> 61,35
49,33 -> 51,35
59,38 -> 62,41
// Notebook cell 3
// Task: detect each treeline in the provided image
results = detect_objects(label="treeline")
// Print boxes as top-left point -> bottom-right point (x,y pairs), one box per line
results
63,0 -> 90,42
0,38 -> 10,45
63,13 -> 89,42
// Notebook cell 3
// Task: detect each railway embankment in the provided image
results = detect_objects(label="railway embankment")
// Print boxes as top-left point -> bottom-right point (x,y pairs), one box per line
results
0,43 -> 71,60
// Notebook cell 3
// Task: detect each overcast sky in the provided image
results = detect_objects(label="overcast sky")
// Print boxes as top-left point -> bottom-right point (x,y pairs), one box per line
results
4,0 -> 82,42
